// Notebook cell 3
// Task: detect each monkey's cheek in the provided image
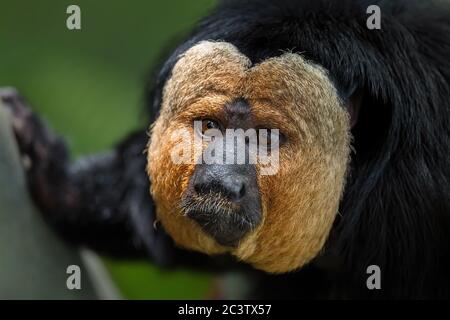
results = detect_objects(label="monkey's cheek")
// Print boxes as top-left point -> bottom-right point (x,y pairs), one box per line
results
148,151 -> 227,254
150,177 -> 227,254
230,158 -> 347,273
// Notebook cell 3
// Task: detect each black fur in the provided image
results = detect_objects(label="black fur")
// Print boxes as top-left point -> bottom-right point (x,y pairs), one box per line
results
146,0 -> 450,298
5,0 -> 450,299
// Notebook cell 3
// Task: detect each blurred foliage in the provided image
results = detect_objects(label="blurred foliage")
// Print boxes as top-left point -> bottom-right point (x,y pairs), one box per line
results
0,0 -> 216,299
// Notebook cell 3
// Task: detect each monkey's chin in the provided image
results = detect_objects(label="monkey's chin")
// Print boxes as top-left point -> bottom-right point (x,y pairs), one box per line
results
232,232 -> 322,274
188,226 -> 324,274
156,208 -> 327,274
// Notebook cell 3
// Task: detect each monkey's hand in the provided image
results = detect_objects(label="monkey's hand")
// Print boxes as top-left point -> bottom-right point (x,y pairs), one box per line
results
0,87 -> 163,259
0,87 -> 77,217
0,87 -> 151,259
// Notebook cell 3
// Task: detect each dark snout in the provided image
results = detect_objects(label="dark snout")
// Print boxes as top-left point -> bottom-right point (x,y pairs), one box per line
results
193,166 -> 247,202
182,163 -> 262,247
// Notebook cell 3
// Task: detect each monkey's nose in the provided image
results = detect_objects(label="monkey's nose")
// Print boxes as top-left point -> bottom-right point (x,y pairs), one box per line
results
222,176 -> 246,201
186,163 -> 262,247
194,174 -> 246,202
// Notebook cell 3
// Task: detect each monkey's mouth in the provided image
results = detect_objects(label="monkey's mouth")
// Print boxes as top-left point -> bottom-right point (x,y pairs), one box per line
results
180,195 -> 260,247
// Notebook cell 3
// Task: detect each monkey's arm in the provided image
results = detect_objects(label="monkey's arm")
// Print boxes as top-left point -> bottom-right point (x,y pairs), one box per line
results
0,88 -> 239,270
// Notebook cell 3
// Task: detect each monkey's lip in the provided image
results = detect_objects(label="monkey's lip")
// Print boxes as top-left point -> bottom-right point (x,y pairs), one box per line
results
181,198 -> 255,247
188,211 -> 253,247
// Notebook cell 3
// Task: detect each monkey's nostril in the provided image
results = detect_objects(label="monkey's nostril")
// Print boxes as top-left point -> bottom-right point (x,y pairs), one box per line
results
223,176 -> 246,201
231,181 -> 245,201
239,183 -> 246,199
193,181 -> 203,194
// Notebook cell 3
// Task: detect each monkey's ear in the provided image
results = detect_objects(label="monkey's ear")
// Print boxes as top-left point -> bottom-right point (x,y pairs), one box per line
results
347,90 -> 363,128
340,83 -> 362,128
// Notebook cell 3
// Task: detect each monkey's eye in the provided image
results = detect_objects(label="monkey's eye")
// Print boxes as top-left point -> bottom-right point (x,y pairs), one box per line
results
197,118 -> 221,137
256,128 -> 286,148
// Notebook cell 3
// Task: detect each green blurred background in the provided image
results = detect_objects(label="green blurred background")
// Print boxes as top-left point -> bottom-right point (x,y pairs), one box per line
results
0,0 -> 217,299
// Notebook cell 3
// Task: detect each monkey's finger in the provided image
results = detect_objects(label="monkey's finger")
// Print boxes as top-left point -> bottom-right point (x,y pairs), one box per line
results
0,87 -> 67,171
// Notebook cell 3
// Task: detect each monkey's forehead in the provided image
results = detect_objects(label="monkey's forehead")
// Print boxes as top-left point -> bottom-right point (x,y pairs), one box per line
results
161,41 -> 342,119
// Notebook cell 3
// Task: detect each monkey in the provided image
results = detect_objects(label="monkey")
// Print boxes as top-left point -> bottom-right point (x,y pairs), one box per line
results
1,0 -> 449,299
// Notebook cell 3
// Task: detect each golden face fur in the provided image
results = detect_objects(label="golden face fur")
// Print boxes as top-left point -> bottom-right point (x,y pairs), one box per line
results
147,41 -> 351,273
